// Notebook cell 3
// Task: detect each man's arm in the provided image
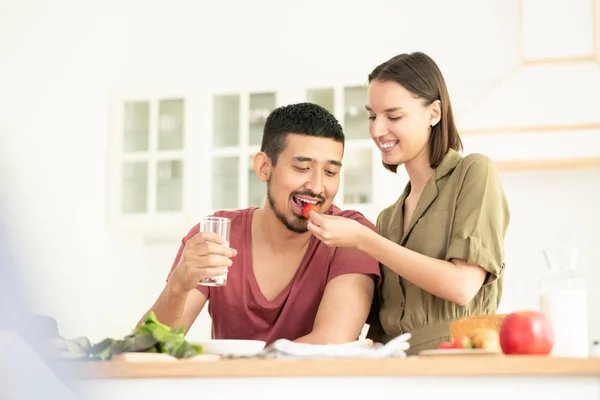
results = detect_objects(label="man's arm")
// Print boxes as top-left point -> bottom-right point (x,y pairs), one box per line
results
295,273 -> 375,344
137,285 -> 207,333
137,230 -> 235,332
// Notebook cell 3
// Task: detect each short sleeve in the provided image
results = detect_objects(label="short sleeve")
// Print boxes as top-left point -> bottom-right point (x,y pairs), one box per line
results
445,154 -> 510,285
327,216 -> 382,289
166,224 -> 210,299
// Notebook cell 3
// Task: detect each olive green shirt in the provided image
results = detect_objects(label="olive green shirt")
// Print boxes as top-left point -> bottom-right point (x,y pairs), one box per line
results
367,149 -> 510,354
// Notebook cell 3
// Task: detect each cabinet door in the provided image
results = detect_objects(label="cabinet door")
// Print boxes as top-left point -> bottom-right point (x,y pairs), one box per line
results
210,90 -> 281,211
122,160 -> 148,214
158,99 -> 185,151
212,156 -> 239,210
249,92 -> 277,146
123,101 -> 150,152
156,159 -> 183,212
113,95 -> 187,230
342,147 -> 373,205
213,94 -> 240,148
307,88 -> 335,114
343,86 -> 369,140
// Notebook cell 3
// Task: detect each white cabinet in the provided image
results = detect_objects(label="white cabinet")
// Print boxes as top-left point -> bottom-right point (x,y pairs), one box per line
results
107,89 -> 198,237
107,84 -> 382,237
209,90 -> 280,212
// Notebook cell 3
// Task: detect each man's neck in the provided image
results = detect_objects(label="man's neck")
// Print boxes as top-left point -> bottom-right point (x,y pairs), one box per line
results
252,206 -> 312,253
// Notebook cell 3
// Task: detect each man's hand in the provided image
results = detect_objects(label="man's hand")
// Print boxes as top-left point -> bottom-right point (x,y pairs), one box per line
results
167,231 -> 238,294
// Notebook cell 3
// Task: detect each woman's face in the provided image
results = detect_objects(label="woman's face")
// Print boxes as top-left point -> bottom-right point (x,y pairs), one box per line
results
366,79 -> 439,167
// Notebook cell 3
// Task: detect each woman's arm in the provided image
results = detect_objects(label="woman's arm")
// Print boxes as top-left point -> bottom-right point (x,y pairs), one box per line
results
357,227 -> 486,306
308,154 -> 509,307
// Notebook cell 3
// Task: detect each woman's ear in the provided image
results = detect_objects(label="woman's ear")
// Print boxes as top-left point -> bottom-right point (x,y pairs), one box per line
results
429,100 -> 441,127
253,152 -> 271,183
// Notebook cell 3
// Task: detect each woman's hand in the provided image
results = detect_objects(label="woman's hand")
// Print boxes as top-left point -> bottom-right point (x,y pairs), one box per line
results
307,210 -> 368,248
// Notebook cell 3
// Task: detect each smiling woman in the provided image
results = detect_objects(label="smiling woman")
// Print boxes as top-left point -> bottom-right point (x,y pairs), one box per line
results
307,52 -> 510,354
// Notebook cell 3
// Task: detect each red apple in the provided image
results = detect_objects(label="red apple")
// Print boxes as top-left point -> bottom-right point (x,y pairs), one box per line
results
499,311 -> 554,355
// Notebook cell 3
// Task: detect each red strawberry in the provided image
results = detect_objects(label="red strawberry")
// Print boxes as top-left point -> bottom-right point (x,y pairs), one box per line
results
438,341 -> 454,350
452,336 -> 473,349
303,203 -> 320,219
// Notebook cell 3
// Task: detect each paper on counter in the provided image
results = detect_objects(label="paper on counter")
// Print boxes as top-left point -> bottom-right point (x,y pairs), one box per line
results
259,333 -> 411,359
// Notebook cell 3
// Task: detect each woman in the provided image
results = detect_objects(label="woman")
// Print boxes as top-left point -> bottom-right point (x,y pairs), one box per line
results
307,52 -> 510,354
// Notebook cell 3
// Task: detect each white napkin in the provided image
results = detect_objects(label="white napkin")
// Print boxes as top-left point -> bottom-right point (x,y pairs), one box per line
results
260,333 -> 411,359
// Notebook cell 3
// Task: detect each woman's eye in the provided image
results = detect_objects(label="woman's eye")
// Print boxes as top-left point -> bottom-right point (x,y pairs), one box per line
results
368,115 -> 376,120
388,116 -> 401,121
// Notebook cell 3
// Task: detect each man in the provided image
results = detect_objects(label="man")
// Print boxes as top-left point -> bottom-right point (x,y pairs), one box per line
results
141,103 -> 380,345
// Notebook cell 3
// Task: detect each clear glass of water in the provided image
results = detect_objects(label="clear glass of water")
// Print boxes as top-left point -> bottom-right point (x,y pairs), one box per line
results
198,216 -> 231,287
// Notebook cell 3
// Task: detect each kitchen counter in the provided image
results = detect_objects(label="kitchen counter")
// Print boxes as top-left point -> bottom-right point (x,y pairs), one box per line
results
61,356 -> 600,400
59,355 -> 600,378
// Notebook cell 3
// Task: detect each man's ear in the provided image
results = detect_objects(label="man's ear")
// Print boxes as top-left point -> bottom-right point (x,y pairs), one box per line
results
253,152 -> 271,183
429,99 -> 441,127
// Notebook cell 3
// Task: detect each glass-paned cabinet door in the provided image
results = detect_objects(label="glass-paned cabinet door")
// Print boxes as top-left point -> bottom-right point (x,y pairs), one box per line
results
343,148 -> 372,204
213,95 -> 240,148
343,86 -> 369,140
212,157 -> 239,210
117,97 -> 186,218
248,155 -> 266,207
123,101 -> 150,152
249,92 -> 276,146
157,159 -> 183,212
158,99 -> 184,150
122,161 -> 148,213
307,88 -> 334,114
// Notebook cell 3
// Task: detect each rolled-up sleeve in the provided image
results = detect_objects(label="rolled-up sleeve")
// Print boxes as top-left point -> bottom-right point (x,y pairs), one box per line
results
445,155 -> 510,285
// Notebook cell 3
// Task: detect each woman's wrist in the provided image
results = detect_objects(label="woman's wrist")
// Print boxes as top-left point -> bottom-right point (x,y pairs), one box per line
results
356,224 -> 376,254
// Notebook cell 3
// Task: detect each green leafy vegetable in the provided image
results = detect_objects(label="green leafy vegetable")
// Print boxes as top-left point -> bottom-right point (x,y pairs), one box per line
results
58,312 -> 202,361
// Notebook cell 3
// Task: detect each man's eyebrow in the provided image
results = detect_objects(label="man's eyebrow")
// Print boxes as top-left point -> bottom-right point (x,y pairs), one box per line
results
292,156 -> 342,167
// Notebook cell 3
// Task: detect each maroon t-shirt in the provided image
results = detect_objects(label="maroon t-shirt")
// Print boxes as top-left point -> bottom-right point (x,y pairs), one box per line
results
167,205 -> 381,344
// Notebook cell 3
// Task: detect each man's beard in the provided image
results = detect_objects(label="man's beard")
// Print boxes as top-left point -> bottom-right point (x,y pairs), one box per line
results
266,177 -> 308,234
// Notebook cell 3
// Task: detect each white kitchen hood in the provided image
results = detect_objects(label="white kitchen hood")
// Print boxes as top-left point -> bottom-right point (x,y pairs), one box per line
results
457,0 -> 600,133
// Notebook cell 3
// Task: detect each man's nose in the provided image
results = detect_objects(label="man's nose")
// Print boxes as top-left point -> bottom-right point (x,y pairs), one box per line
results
306,170 -> 324,196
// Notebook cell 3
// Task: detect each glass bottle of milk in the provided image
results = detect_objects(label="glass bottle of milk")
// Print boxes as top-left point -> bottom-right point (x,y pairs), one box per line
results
540,247 -> 589,358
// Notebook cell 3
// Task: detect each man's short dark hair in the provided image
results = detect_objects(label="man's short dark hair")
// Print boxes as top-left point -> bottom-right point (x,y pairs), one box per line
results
260,102 -> 344,166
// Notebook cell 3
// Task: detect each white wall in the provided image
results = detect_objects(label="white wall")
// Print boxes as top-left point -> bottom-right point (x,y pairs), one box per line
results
1,0 -> 599,344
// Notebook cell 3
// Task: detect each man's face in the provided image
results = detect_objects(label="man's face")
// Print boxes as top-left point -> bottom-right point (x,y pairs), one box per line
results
266,134 -> 343,234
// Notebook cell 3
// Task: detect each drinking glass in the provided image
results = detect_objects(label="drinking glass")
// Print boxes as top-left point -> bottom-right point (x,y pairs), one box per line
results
198,216 -> 231,287
540,246 -> 589,357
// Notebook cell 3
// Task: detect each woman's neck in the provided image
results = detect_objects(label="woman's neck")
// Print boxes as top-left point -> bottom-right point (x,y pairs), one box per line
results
404,150 -> 434,197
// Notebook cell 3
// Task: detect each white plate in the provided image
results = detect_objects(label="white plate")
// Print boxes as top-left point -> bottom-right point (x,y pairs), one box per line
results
194,339 -> 266,357
419,348 -> 502,356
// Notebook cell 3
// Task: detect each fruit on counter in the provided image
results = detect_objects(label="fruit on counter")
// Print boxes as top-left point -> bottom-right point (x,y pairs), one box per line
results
437,329 -> 499,350
438,341 -> 454,349
499,311 -> 554,355
54,312 -> 202,361
452,335 -> 473,349
470,328 -> 501,350
303,203 -> 320,219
